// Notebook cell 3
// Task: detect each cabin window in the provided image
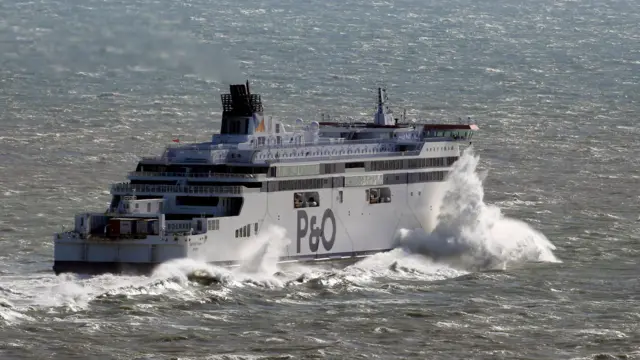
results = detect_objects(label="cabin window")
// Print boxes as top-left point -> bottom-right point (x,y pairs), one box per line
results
276,136 -> 281,145
409,171 -> 447,183
254,222 -> 258,234
276,178 -> 324,191
293,191 -> 320,208
366,187 -> 392,204
147,203 -> 151,212
346,162 -> 365,169
275,123 -> 281,133
235,229 -> 239,238
208,220 -> 219,231
135,203 -> 139,209
207,219 -> 219,231
338,190 -> 343,203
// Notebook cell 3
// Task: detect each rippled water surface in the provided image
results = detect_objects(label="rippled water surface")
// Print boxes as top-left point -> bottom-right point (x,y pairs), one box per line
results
1,0 -> 639,359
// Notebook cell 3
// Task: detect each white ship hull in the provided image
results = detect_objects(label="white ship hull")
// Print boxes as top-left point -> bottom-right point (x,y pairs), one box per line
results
53,181 -> 447,275
53,82 -> 478,275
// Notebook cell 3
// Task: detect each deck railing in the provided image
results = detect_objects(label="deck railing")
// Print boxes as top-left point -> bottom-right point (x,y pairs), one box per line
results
128,171 -> 258,179
110,183 -> 245,195
264,150 -> 423,164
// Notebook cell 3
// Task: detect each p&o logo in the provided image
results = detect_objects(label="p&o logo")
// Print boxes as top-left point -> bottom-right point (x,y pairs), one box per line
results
296,209 -> 336,253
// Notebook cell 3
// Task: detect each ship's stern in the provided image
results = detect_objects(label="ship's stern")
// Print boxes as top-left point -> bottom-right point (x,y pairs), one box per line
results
52,212 -> 189,275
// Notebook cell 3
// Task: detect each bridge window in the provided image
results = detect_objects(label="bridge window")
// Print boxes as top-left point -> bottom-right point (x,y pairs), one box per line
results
294,191 -> 320,208
176,196 -> 220,206
366,187 -> 391,204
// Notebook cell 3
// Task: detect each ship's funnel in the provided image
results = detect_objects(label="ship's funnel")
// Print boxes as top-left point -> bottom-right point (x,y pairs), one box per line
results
221,82 -> 263,117
220,81 -> 265,135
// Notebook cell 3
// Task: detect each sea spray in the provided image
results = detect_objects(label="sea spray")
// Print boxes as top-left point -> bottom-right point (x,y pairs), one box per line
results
397,148 -> 559,271
235,224 -> 291,276
149,225 -> 293,288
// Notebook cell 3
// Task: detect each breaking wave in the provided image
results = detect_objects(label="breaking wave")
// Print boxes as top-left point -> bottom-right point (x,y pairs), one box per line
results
395,147 -> 559,271
149,224 -> 292,289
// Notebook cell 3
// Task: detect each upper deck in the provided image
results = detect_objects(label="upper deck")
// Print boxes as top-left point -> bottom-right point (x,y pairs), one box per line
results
137,82 -> 478,169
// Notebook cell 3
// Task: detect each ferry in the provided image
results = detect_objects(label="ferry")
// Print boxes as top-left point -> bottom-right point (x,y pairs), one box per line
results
53,81 -> 478,275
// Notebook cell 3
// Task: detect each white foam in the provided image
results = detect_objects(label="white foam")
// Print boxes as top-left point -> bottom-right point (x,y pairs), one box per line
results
396,147 -> 559,271
149,224 -> 297,289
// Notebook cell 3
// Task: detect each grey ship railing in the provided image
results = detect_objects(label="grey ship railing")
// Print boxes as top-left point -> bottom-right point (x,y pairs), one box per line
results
128,171 -> 258,179
156,138 -> 405,152
140,134 -> 458,162
110,183 -> 245,195
263,150 -> 423,164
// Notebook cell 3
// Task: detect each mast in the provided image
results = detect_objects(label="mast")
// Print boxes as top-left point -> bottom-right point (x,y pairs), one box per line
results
373,87 -> 394,125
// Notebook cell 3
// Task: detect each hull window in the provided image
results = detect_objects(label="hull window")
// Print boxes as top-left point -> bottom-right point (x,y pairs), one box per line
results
294,191 -> 320,208
366,187 -> 392,204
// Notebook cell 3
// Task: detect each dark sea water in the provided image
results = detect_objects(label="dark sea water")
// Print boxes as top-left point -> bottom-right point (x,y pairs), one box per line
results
1,0 -> 639,359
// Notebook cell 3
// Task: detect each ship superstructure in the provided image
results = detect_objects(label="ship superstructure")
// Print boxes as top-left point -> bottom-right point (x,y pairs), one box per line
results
53,81 -> 478,275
